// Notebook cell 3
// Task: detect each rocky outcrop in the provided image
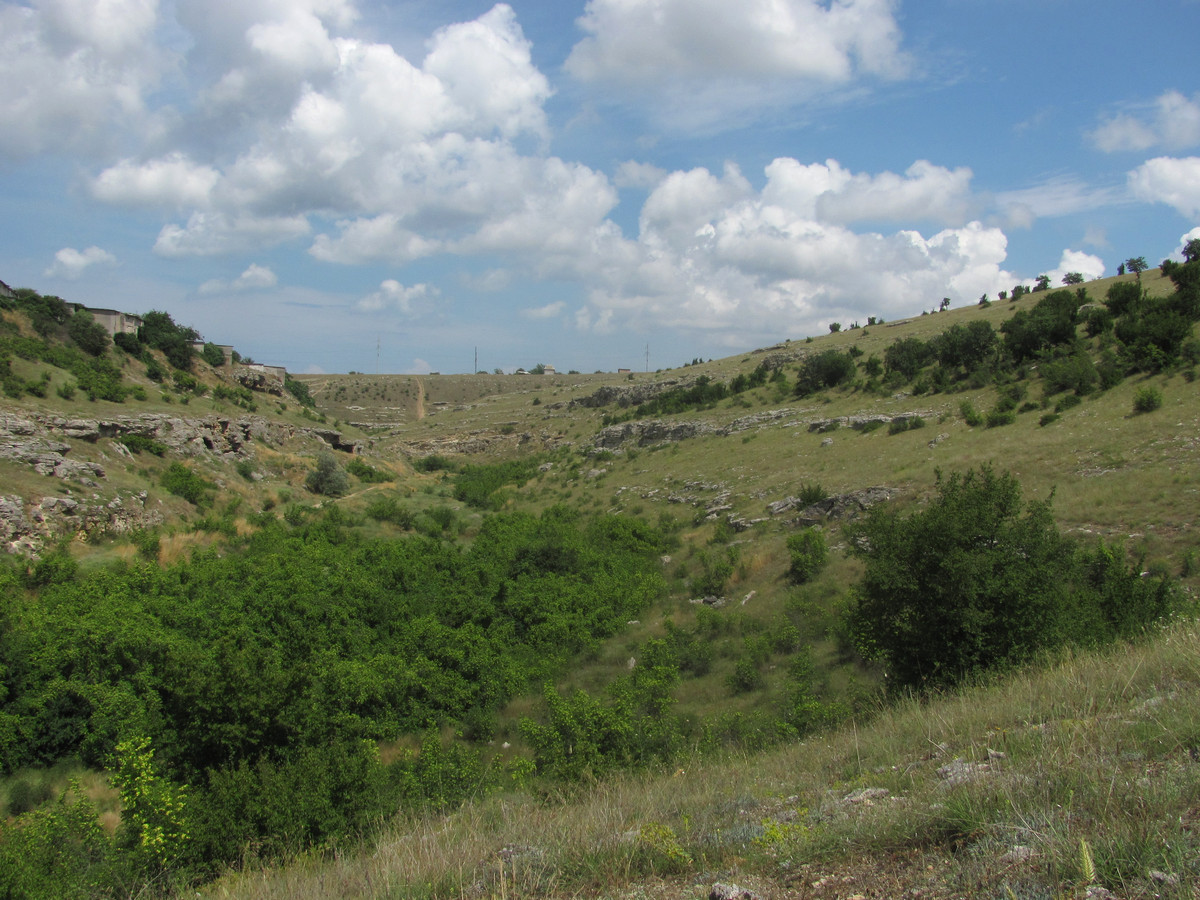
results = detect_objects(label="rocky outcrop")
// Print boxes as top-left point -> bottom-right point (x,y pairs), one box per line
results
807,412 -> 933,433
1,492 -> 163,556
593,419 -> 720,449
768,486 -> 895,526
569,379 -> 684,409
592,408 -> 797,450
392,429 -> 569,459
232,365 -> 285,395
1,413 -> 366,470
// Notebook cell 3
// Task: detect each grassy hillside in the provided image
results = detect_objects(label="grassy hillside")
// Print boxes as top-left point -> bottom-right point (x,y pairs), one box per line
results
208,620 -> 1200,899
1,263 -> 1198,899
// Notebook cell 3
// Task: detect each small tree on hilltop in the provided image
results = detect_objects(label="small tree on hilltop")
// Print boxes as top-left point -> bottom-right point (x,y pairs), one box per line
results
1062,272 -> 1084,285
1125,256 -> 1148,279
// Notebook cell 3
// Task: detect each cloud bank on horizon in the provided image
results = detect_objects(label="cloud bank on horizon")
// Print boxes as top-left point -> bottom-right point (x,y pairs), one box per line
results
1,0 -> 1198,374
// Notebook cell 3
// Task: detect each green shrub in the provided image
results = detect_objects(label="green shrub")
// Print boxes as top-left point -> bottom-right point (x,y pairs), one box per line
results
726,657 -> 765,694
364,496 -> 415,529
116,434 -> 168,456
985,407 -> 1016,428
794,349 -> 857,397
786,528 -> 828,584
845,465 -> 1179,691
694,546 -> 737,596
284,375 -> 315,407
1054,393 -> 1082,413
346,457 -> 390,483
1132,385 -> 1163,413
797,482 -> 828,506
958,400 -> 983,427
161,462 -> 214,506
305,452 -> 349,497
413,454 -> 455,473
66,311 -> 109,356
201,342 -> 226,367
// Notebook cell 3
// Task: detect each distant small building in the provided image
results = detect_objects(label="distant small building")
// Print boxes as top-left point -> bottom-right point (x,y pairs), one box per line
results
542,364 -> 556,374
75,306 -> 144,337
0,279 -> 15,301
192,340 -> 236,364
514,368 -> 529,375
617,368 -> 632,374
244,362 -> 288,380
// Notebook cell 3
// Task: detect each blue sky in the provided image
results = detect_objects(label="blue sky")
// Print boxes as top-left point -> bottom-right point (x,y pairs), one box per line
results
2,0 -> 1198,375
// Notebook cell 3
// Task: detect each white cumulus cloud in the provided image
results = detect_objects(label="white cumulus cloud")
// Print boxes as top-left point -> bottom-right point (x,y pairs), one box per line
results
569,157 -> 1018,344
1044,249 -> 1106,286
44,246 -> 117,279
0,0 -> 169,158
521,301 -> 566,320
564,0 -> 910,133
1128,156 -> 1200,219
356,280 -> 434,314
92,154 -> 222,209
567,0 -> 908,85
1091,91 -> 1200,153
198,264 -> 278,294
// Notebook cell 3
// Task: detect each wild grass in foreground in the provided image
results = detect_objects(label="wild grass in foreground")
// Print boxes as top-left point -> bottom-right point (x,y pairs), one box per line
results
205,619 -> 1200,899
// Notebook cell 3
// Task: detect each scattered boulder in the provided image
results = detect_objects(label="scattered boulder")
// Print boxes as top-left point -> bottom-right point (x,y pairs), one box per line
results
711,885 -> 761,900
936,758 -> 991,786
844,787 -> 890,804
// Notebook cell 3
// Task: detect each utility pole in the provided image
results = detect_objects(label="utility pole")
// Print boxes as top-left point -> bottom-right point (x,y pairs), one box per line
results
645,343 -> 650,373
376,336 -> 380,375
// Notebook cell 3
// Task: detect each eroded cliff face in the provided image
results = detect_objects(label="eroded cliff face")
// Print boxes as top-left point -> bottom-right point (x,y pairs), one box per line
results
1,491 -> 163,556
0,411 -> 368,555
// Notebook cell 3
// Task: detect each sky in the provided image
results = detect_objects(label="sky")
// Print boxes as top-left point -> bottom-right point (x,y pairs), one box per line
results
2,0 -> 1199,376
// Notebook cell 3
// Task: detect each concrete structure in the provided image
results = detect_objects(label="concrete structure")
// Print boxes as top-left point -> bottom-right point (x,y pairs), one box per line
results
192,340 -> 236,364
75,306 -> 143,337
0,279 -> 15,301
244,362 -> 288,380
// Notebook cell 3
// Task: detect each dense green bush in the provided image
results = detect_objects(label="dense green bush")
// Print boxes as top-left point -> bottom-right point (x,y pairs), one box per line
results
794,349 -> 857,397
200,342 -> 225,367
161,462 -> 214,506
845,466 -> 1179,690
0,508 -> 668,884
305,452 -> 349,497
139,310 -> 196,371
66,312 -> 109,356
346,457 -> 390,482
454,457 -> 541,508
116,434 -> 167,456
283,375 -> 315,407
786,528 -> 828,584
883,336 -> 931,380
364,495 -> 416,529
1132,385 -> 1163,413
413,454 -> 455,473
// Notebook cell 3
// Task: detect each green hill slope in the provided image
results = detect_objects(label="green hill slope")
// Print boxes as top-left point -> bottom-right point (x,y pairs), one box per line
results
1,260 -> 1197,899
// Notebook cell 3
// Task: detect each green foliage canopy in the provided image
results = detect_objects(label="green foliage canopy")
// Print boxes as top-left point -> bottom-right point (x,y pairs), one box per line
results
845,466 -> 1177,690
